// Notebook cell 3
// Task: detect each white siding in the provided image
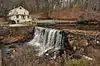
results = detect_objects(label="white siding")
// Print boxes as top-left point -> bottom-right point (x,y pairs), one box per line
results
8,6 -> 32,24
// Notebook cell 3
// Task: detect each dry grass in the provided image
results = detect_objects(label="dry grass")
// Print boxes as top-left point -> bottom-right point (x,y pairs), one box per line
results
2,45 -> 91,66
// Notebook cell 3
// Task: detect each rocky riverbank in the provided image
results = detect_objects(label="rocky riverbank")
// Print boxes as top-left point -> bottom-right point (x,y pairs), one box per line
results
0,26 -> 34,44
0,26 -> 100,66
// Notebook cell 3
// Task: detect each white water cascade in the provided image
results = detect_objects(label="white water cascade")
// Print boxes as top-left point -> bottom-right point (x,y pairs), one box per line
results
28,27 -> 68,57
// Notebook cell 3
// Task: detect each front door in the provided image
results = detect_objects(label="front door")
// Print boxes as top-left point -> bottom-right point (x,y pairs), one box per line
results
17,20 -> 19,23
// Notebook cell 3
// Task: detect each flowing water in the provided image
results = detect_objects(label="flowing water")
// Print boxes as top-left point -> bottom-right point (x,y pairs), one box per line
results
27,27 -> 69,58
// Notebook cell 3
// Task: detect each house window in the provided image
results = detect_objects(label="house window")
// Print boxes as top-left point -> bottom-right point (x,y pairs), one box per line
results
28,16 -> 29,18
16,15 -> 19,18
24,12 -> 25,15
19,7 -> 22,9
22,15 -> 25,19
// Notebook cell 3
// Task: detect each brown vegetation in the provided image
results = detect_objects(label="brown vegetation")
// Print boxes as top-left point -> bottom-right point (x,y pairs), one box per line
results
0,27 -> 34,44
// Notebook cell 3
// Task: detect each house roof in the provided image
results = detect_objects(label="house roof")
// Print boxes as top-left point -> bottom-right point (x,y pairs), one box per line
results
8,6 -> 29,16
10,6 -> 28,12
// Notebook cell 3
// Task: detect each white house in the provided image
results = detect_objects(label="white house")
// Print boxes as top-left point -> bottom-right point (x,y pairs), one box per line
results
8,6 -> 32,24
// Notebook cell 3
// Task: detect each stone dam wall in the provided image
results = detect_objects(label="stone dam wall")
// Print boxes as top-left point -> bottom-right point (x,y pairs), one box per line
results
0,26 -> 99,46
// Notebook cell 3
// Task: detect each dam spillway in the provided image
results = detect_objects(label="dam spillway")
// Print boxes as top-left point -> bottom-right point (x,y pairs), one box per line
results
27,27 -> 70,58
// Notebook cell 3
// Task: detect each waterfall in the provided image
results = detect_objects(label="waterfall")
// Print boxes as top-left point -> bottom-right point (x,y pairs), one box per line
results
27,27 -> 69,57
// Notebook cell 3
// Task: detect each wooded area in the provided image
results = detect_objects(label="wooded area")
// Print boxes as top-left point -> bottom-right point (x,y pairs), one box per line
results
0,0 -> 100,20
